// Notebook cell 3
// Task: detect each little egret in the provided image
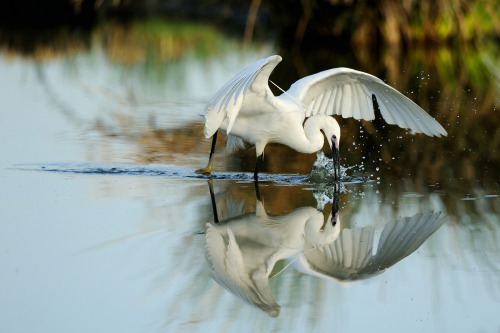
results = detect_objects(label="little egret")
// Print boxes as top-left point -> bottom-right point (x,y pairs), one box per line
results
197,55 -> 447,180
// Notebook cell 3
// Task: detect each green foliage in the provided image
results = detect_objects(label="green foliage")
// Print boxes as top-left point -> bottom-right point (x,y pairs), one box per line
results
93,19 -> 237,64
322,0 -> 500,47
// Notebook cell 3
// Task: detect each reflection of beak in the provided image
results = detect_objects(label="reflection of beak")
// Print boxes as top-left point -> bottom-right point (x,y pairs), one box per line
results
331,186 -> 340,225
331,182 -> 340,226
331,143 -> 340,181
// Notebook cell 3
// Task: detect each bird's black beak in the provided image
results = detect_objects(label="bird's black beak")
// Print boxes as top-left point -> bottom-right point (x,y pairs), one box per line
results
331,136 -> 340,181
332,146 -> 340,181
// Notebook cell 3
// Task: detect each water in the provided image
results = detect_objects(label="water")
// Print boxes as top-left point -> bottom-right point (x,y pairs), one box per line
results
1,22 -> 500,333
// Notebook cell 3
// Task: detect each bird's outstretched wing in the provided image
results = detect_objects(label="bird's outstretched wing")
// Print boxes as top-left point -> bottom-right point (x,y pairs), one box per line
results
205,224 -> 281,317
203,55 -> 282,138
284,68 -> 447,137
299,212 -> 446,281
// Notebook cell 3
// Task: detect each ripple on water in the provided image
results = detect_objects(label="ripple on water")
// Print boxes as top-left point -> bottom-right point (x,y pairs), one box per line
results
13,156 -> 370,186
401,192 -> 424,198
460,197 -> 480,201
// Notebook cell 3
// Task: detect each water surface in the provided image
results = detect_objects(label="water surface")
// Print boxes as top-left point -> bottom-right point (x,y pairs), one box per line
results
1,22 -> 500,333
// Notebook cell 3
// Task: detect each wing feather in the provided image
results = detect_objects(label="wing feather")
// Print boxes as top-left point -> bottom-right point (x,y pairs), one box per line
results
332,84 -> 342,116
341,84 -> 352,118
299,212 -> 446,281
366,212 -> 446,271
298,226 -> 376,281
325,86 -> 337,115
360,84 -> 374,120
205,224 -> 280,316
203,55 -> 282,137
318,89 -> 330,114
351,83 -> 361,120
285,68 -> 447,137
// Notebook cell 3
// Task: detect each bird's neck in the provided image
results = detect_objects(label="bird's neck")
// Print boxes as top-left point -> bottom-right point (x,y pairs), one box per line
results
290,115 -> 333,153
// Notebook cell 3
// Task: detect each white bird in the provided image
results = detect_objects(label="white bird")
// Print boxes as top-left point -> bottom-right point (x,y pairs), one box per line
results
197,55 -> 447,180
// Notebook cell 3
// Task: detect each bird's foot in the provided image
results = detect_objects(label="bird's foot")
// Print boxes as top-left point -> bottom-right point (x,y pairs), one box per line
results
195,166 -> 212,175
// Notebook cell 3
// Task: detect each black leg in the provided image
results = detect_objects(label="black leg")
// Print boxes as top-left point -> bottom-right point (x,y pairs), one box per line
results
209,131 -> 218,161
254,153 -> 263,180
196,131 -> 218,175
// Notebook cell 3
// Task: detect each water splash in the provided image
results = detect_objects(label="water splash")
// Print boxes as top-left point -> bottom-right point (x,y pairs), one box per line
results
304,151 -> 367,184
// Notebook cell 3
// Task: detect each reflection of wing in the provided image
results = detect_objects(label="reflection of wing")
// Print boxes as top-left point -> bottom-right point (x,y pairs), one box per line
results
298,212 -> 446,281
203,55 -> 282,137
205,224 -> 281,317
284,68 -> 447,136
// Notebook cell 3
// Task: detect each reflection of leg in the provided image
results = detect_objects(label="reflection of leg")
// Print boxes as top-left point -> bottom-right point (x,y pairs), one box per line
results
254,179 -> 261,202
253,153 -> 263,180
208,179 -> 219,223
196,131 -> 218,175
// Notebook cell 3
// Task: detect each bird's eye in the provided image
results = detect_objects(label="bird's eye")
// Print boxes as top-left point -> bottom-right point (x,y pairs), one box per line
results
332,135 -> 337,140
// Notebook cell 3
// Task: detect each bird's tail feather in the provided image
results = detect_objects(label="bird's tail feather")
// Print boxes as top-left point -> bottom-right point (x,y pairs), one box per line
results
226,134 -> 246,154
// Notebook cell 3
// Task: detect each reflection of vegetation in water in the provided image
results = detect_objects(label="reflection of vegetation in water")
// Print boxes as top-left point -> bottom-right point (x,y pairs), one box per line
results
95,19 -> 237,65
0,18 -> 255,70
96,19 -> 271,87
0,27 -> 92,59
92,19 -> 236,86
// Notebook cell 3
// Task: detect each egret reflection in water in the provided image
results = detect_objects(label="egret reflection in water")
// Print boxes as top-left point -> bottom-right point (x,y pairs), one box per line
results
205,181 -> 340,317
204,181 -> 446,316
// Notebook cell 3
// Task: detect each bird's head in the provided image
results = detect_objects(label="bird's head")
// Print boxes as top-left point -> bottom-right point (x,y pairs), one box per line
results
304,210 -> 341,246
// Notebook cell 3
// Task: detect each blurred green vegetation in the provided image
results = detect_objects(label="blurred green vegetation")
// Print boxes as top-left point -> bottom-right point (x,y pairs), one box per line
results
95,19 -> 232,64
92,19 -> 249,83
283,0 -> 500,48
